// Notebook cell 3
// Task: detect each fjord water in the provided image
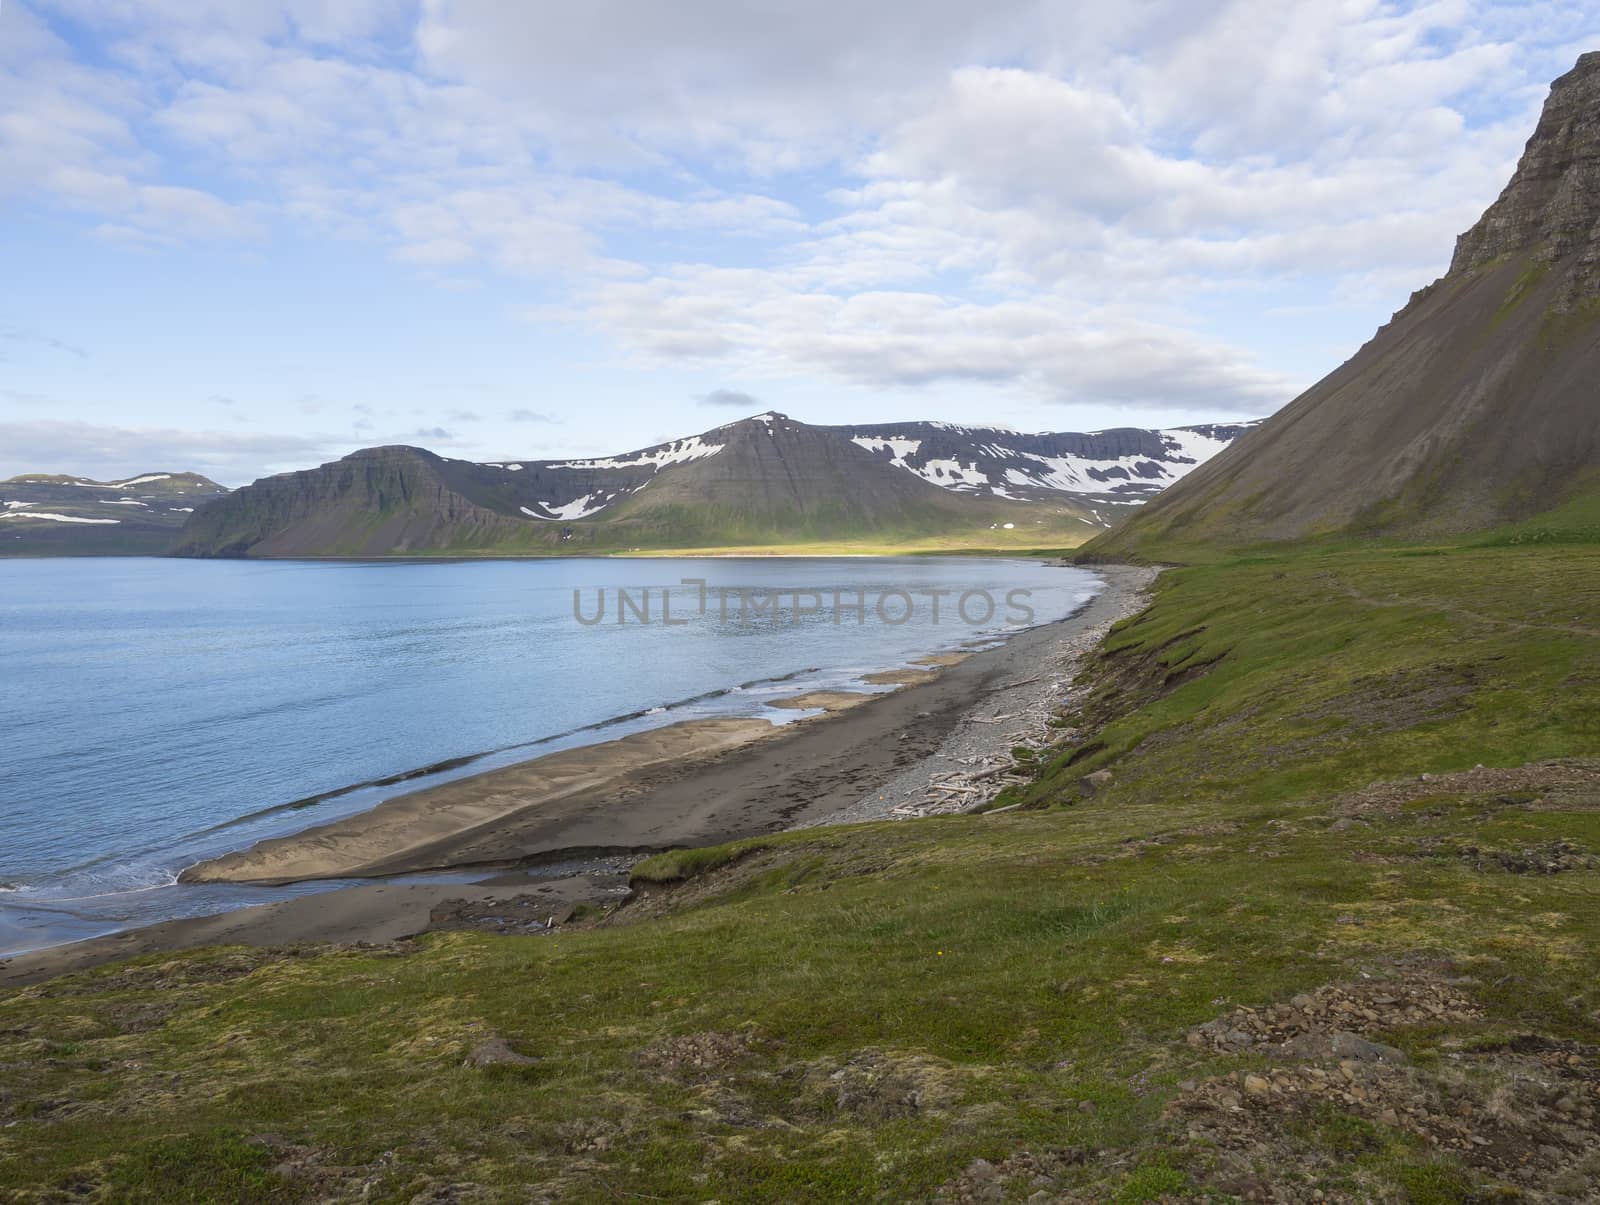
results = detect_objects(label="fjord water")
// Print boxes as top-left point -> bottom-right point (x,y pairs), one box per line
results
0,556 -> 1101,954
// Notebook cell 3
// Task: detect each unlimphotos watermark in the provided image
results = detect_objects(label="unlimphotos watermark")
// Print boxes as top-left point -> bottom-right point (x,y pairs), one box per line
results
572,579 -> 1034,627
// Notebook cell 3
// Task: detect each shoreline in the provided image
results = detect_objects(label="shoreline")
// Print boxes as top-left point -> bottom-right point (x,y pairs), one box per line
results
0,564 -> 1150,988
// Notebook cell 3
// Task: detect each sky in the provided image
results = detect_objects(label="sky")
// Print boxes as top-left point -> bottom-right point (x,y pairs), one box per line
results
2,1 -> 1597,485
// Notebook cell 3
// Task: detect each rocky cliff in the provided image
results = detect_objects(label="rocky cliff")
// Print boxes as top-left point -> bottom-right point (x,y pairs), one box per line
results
1085,53 -> 1600,558
1451,52 -> 1600,311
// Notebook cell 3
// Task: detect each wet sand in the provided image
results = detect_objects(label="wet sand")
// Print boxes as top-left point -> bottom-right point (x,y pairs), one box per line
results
179,717 -> 774,884
1,566 -> 1150,988
767,690 -> 878,712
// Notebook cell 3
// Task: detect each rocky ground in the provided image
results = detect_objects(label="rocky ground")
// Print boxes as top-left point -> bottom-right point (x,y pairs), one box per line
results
812,564 -> 1159,825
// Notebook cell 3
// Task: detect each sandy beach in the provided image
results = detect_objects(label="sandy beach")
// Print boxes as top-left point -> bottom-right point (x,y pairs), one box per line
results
0,564 -> 1153,988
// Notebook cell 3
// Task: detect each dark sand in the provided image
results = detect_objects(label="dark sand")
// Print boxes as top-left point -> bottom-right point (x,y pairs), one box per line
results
1,566 -> 1146,987
0,876 -> 617,988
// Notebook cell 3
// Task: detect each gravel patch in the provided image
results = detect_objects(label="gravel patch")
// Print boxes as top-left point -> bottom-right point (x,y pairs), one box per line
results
807,564 -> 1159,827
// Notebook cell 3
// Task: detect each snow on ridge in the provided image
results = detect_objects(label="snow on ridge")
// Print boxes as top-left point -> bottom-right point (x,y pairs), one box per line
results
0,512 -> 121,524
107,474 -> 171,488
104,499 -> 149,507
926,420 -> 1019,434
4,501 -> 35,509
548,434 -> 724,471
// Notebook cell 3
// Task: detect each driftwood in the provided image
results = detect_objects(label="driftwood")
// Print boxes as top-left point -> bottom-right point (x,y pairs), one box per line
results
982,801 -> 1026,816
965,763 -> 1023,783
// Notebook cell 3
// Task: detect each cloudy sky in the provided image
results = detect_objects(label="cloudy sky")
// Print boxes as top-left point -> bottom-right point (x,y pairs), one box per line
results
2,1 -> 1596,483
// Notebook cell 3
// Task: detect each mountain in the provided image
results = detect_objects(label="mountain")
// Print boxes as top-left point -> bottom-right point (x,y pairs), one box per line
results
1086,52 -> 1600,559
0,472 -> 229,557
171,413 -> 1253,558
832,421 -> 1256,510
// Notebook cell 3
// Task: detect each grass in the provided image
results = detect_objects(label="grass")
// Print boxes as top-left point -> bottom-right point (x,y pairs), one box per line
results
2,538 -> 1596,1201
385,526 -> 1096,560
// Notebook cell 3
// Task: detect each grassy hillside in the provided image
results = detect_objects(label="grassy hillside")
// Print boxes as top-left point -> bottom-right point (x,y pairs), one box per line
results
3,537 -> 1596,1201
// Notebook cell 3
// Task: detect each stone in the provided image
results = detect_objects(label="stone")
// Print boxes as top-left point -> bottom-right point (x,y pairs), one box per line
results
1282,1031 -> 1409,1065
1242,1074 -> 1271,1097
464,1038 -> 540,1069
1080,769 -> 1114,795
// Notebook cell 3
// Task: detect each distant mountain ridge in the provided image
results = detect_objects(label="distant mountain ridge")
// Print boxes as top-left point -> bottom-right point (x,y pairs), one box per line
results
1086,51 -> 1600,558
0,472 -> 228,557
834,421 -> 1255,507
171,412 -> 1255,558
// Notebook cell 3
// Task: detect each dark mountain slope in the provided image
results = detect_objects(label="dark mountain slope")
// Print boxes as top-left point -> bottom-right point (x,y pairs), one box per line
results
597,413 -> 1052,543
1086,52 -> 1600,558
0,472 -> 228,556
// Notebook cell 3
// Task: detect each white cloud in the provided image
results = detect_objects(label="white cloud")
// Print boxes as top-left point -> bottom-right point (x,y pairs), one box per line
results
576,268 -> 1295,412
699,388 -> 762,408
4,0 -> 1598,440
0,419 -> 339,485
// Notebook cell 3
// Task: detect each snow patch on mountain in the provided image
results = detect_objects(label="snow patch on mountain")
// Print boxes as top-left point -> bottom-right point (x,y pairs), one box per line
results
849,436 -> 922,466
549,434 -> 724,471
520,494 -> 614,521
0,512 -> 121,524
843,421 -> 1258,508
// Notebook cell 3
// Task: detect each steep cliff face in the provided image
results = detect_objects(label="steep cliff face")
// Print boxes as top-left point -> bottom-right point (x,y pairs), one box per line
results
1451,52 -> 1600,311
1085,53 -> 1600,559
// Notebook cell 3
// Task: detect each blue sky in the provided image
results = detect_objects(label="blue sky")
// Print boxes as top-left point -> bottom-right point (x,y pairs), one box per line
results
2,0 -> 1597,484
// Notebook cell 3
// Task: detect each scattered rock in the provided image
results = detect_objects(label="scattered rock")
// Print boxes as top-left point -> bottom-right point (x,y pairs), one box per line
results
1457,839 -> 1597,875
1187,975 -> 1479,1057
1168,974 -> 1600,1201
638,1030 -> 755,1081
934,1148 -> 1085,1203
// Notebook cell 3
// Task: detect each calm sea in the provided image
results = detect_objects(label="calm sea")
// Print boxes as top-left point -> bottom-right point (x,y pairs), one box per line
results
0,556 -> 1101,954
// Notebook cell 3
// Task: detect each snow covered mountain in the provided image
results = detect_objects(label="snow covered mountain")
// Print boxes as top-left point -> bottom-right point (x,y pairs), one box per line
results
475,414 -> 1257,525
172,412 -> 1256,558
836,421 -> 1257,506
